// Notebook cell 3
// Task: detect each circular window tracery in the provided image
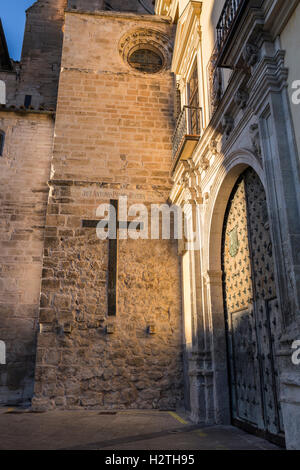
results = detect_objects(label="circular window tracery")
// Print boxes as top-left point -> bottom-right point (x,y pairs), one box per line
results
128,47 -> 163,73
119,28 -> 171,75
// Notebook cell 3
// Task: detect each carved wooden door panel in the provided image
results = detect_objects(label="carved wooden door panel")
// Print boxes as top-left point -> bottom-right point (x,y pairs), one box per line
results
222,168 -> 284,440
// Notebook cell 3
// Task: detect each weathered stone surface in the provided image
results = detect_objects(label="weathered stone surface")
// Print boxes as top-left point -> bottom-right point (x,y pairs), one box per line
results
0,113 -> 54,405
30,11 -> 183,411
17,0 -> 67,109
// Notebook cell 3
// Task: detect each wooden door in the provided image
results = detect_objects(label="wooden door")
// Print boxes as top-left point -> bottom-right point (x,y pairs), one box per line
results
222,168 -> 284,444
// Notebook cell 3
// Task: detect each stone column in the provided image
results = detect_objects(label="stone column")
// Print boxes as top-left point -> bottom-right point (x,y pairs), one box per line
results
178,179 -> 212,423
186,198 -> 211,423
204,270 -> 231,425
188,351 -> 213,424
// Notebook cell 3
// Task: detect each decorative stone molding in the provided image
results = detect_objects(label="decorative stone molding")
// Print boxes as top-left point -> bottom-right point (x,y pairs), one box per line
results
209,139 -> 219,157
234,87 -> 249,110
155,0 -> 171,17
242,42 -> 260,68
249,123 -> 262,160
179,159 -> 202,204
179,169 -> 190,188
222,114 -> 234,137
119,28 -> 172,73
188,349 -> 213,376
204,270 -> 223,286
184,159 -> 200,179
177,77 -> 186,93
199,155 -> 210,172
203,192 -> 210,204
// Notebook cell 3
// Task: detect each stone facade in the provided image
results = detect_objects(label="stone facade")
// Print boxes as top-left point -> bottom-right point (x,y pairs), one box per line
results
0,1 -> 184,412
0,0 -> 66,405
32,10 -> 183,410
17,0 -> 67,110
0,0 -> 300,451
68,0 -> 155,13
0,111 -> 54,404
157,0 -> 300,450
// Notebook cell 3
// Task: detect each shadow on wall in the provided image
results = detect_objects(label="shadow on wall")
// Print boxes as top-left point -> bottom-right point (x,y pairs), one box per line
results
107,0 -> 155,13
67,0 -> 155,14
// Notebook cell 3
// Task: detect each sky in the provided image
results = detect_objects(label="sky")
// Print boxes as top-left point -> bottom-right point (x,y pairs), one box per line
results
0,0 -> 36,61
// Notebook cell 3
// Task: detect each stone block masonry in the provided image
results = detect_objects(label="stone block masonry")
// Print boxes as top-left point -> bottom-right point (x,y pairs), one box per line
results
32,11 -> 184,410
16,0 -> 67,110
0,111 -> 54,404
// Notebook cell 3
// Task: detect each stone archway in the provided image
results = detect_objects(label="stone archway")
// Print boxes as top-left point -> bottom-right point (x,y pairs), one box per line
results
204,157 -> 262,426
207,153 -> 265,273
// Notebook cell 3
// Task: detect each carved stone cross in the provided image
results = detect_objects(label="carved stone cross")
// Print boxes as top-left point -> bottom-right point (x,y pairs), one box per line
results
82,199 -> 142,316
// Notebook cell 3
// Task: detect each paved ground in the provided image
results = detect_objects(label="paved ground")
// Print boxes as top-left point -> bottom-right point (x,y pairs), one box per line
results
0,408 -> 280,450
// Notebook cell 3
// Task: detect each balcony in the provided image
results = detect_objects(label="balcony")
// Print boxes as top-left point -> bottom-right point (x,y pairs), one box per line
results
207,42 -> 223,115
216,0 -> 250,67
172,105 -> 202,171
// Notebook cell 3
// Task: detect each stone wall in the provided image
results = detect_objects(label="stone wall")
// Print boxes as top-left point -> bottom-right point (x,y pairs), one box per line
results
16,0 -> 67,110
33,11 -> 183,410
67,0 -> 154,14
107,0 -> 154,13
0,70 -> 18,106
0,111 -> 54,405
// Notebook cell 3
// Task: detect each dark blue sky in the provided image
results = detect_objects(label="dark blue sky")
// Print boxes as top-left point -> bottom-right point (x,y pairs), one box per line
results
0,0 -> 36,61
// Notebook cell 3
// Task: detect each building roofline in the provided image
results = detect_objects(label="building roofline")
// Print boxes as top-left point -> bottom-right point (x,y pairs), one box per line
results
65,8 -> 172,24
0,19 -> 13,71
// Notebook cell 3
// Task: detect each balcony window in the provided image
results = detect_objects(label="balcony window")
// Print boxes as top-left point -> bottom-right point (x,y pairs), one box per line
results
171,60 -> 203,171
172,105 -> 202,171
188,63 -> 201,135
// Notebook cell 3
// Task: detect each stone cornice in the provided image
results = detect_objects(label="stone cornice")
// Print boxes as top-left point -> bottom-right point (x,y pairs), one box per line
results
0,107 -> 55,118
48,179 -> 171,193
247,49 -> 288,114
65,8 -> 172,24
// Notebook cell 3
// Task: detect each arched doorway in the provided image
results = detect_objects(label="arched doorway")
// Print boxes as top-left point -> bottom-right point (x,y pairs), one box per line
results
222,167 -> 285,445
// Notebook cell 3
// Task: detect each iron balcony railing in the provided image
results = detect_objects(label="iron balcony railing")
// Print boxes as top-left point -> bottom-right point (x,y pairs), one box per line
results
216,0 -> 247,54
172,105 -> 202,161
207,41 -> 223,115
